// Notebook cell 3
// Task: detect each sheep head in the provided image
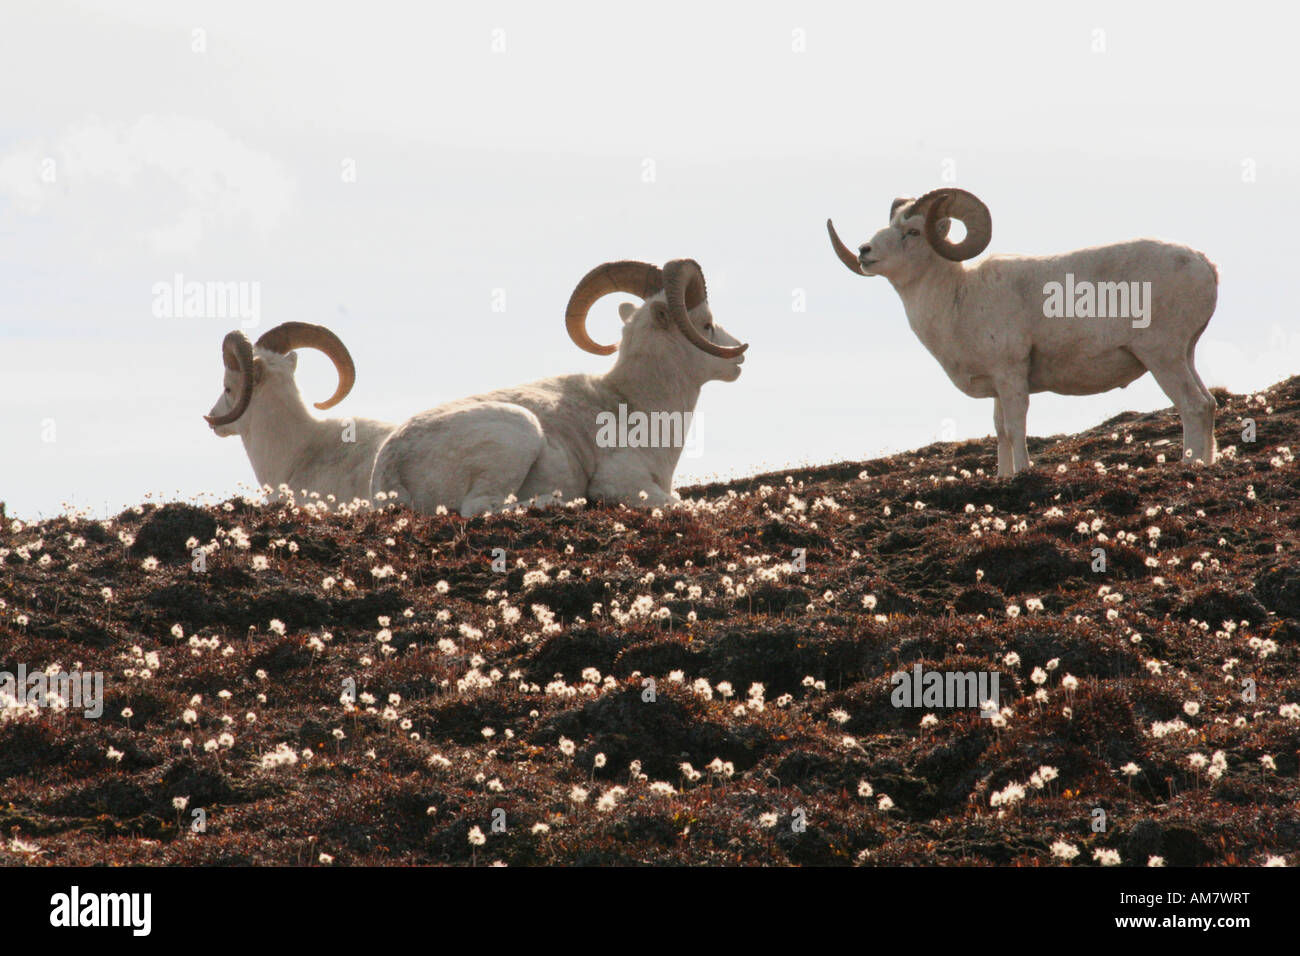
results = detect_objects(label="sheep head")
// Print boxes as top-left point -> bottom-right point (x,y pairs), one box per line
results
205,322 -> 357,432
827,188 -> 992,281
565,259 -> 748,380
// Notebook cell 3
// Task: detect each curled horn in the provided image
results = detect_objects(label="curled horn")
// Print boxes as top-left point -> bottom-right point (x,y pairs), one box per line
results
663,259 -> 748,359
826,219 -> 866,275
907,188 -> 992,261
204,331 -> 256,427
254,322 -> 356,410
565,261 -> 665,355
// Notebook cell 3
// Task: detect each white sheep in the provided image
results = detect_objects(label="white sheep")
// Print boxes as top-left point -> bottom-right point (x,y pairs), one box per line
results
828,188 -> 1219,474
370,258 -> 747,515
205,322 -> 393,506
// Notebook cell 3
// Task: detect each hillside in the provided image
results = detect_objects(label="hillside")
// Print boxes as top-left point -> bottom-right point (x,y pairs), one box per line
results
2,378 -> 1298,866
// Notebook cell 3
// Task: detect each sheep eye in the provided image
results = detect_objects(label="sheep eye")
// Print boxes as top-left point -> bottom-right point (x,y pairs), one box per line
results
908,229 -> 920,237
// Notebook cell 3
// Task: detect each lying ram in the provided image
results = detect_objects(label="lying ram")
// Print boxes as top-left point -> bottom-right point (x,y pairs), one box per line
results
205,322 -> 394,506
827,188 -> 1219,474
370,258 -> 747,515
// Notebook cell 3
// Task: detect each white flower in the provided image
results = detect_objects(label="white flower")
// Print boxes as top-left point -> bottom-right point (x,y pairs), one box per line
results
595,786 -> 626,812
1050,840 -> 1079,861
990,782 -> 1025,807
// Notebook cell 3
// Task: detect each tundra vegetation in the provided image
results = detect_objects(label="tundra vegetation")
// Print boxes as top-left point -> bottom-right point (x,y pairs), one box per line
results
2,376 -> 1296,866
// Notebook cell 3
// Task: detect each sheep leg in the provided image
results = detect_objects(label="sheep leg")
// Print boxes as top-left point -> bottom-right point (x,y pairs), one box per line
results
621,484 -> 675,508
994,383 -> 1031,474
458,435 -> 549,517
1145,360 -> 1217,464
993,398 -> 1013,476
589,462 -> 675,508
1185,356 -> 1218,463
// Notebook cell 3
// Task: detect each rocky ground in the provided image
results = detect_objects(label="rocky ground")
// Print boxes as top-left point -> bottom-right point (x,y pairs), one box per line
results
2,378 -> 1298,866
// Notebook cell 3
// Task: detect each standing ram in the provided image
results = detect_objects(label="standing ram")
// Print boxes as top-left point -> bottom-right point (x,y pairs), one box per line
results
205,322 -> 394,506
370,258 -> 747,515
827,188 -> 1219,474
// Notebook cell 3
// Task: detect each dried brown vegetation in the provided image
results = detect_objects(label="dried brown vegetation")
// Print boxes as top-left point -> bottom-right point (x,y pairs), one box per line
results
2,379 -> 1298,866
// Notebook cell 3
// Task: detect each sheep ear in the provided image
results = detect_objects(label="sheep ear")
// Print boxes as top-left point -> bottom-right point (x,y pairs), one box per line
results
890,197 -> 911,219
931,218 -> 952,239
651,302 -> 670,328
618,302 -> 637,323
251,356 -> 268,385
285,350 -> 298,370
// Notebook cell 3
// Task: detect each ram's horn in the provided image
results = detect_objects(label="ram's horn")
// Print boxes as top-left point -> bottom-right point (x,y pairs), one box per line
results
564,261 -> 665,355
204,331 -> 256,427
255,322 -> 356,410
908,188 -> 992,262
826,219 -> 866,275
663,259 -> 748,359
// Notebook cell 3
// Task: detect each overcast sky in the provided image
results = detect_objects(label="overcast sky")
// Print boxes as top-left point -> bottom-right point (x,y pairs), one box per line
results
2,0 -> 1296,518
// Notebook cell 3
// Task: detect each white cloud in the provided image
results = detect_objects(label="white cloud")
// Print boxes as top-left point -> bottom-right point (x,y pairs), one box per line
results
0,115 -> 295,256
